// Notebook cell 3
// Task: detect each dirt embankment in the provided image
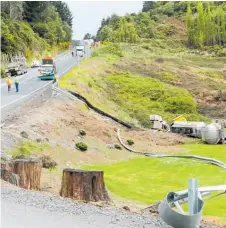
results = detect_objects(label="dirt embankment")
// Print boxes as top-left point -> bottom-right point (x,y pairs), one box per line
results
1,95 -> 225,227
1,94 -> 186,194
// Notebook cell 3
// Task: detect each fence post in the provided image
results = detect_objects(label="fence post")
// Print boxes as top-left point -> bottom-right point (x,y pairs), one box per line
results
188,178 -> 198,215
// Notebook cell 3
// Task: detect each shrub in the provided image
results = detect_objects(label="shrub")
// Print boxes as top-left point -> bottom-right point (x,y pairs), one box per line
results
107,72 -> 200,127
92,43 -> 123,58
79,130 -> 86,136
127,139 -> 134,146
1,68 -> 7,78
39,155 -> 57,169
114,144 -> 122,150
76,142 -> 88,151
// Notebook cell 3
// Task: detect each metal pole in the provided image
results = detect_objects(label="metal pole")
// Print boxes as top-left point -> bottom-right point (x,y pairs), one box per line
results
188,178 -> 198,215
77,54 -> 79,66
86,45 -> 88,60
221,121 -> 225,144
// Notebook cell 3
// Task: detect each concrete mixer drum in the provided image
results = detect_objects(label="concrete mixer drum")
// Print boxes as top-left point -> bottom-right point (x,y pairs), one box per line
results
201,123 -> 221,144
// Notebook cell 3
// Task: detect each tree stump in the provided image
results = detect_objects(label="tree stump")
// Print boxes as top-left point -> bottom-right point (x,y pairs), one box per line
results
1,161 -> 19,186
60,169 -> 109,201
13,159 -> 41,190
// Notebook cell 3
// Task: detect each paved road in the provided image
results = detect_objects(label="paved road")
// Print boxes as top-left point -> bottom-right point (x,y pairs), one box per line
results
1,199 -> 100,228
0,51 -> 86,120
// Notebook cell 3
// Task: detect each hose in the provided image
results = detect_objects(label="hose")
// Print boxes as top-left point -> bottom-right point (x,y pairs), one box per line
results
117,129 -> 226,169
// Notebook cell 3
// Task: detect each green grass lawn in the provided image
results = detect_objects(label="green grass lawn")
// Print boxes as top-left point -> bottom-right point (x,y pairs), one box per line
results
83,144 -> 226,219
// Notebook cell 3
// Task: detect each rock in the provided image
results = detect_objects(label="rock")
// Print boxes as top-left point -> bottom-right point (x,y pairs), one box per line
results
39,155 -> 57,169
1,161 -> 14,172
20,131 -> 29,139
0,169 -> 20,186
106,144 -> 115,149
146,201 -> 161,215
122,206 -> 130,211
36,138 -> 42,143
44,138 -> 49,142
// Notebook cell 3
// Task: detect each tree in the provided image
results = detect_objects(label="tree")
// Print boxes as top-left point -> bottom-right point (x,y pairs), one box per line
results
196,2 -> 205,48
51,1 -> 73,27
1,1 -> 23,20
83,33 -> 92,40
23,1 -> 49,23
98,26 -> 113,41
142,1 -> 156,12
186,2 -> 195,46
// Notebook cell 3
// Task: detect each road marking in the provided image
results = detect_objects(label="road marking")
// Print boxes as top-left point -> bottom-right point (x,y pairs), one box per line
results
1,61 -> 77,109
0,81 -> 52,109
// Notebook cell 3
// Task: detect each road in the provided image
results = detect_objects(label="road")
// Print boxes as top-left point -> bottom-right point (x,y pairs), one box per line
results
0,51 -> 87,121
1,199 -> 100,228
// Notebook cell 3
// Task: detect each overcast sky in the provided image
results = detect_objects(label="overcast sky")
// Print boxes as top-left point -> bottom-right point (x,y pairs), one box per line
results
67,1 -> 143,40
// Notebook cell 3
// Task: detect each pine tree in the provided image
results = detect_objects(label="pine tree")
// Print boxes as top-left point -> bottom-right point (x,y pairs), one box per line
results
196,2 -> 205,48
186,2 -> 195,46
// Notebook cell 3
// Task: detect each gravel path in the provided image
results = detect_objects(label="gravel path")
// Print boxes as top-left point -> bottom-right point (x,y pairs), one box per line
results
1,186 -> 172,228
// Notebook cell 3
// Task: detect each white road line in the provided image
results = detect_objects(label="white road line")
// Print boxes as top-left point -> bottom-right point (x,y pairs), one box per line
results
0,81 -> 52,109
1,62 -> 77,109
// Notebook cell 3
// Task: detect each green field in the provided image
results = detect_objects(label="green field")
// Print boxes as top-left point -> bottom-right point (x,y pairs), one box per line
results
84,144 -> 226,219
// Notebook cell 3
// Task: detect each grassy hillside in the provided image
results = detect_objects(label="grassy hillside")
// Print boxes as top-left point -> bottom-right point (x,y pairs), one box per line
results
60,39 -> 226,127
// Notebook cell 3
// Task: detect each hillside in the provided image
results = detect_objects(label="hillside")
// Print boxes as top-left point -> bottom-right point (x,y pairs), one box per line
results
2,94 -> 226,222
1,2 -> 226,226
60,2 -> 226,127
1,1 -> 72,74
60,41 -> 226,127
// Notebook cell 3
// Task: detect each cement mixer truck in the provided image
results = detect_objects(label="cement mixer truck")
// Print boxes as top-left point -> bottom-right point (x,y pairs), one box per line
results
150,114 -> 226,145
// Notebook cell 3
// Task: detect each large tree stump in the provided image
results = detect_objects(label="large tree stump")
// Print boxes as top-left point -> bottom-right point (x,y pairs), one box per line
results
13,159 -> 41,190
60,169 -> 109,201
1,161 -> 20,186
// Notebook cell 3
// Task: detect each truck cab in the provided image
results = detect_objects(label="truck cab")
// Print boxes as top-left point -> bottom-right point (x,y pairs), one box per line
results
38,56 -> 56,80
75,46 -> 85,57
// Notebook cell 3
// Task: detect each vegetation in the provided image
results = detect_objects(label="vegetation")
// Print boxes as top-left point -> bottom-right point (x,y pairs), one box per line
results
186,2 -> 226,48
127,139 -> 134,146
84,144 -> 226,220
96,2 -> 226,54
75,142 -> 88,152
114,144 -> 122,150
9,140 -> 49,158
1,1 -> 73,68
91,43 -> 123,57
106,71 -> 200,126
79,130 -> 87,136
60,38 -> 226,126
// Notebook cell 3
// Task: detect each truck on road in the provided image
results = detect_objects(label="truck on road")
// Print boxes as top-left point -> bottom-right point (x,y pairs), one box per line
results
5,53 -> 27,77
38,56 -> 57,80
75,46 -> 85,57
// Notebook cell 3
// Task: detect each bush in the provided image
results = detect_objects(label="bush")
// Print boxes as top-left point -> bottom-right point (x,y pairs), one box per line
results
92,43 -> 123,58
79,130 -> 86,136
127,139 -> 134,146
39,155 -> 57,169
114,144 -> 122,150
1,69 -> 7,78
76,142 -> 88,151
107,72 -> 199,127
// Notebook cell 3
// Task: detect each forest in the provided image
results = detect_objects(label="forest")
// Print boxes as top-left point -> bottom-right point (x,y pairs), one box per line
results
1,1 -> 73,58
96,1 -> 226,49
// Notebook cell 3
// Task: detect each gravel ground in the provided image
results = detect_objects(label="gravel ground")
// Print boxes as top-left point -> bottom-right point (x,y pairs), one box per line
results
1,185 -> 172,228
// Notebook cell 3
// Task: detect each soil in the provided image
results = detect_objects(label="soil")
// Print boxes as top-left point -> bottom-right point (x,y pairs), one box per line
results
1,94 -> 187,201
1,95 -> 224,227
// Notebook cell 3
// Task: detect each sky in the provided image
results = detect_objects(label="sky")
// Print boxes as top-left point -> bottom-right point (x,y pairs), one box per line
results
67,1 -> 143,40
